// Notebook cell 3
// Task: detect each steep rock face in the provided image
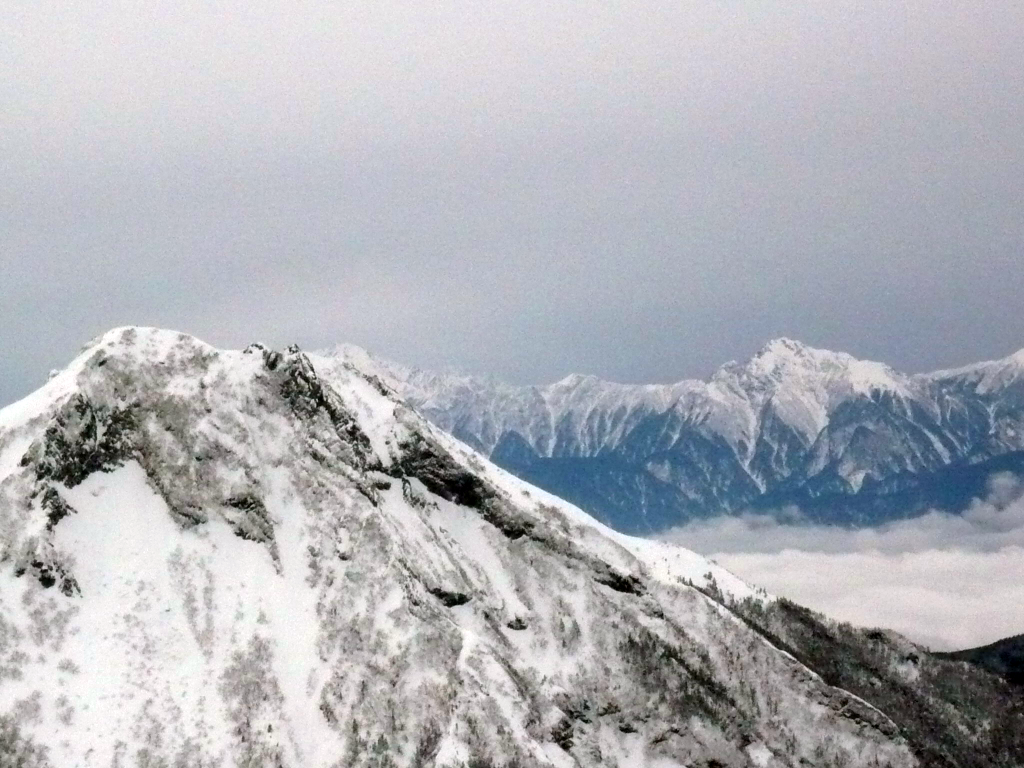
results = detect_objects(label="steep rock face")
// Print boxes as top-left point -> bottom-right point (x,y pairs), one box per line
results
316,340 -> 1024,531
2,328 -> 1016,766
0,327 -> 932,768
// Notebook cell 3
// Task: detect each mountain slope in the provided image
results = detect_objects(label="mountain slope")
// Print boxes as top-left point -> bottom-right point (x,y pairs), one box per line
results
1,328 -> 1020,766
317,341 -> 1024,532
936,634 -> 1024,688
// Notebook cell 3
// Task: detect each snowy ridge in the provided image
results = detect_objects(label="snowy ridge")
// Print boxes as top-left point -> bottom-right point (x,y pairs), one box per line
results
316,340 -> 1024,530
0,327 -> 944,767
319,338 -> 918,460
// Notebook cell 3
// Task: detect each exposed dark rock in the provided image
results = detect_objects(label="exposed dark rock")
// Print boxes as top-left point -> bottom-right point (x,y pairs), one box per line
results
476,499 -> 536,541
393,432 -> 494,510
506,617 -> 528,631
392,431 -> 537,541
562,700 -> 592,724
593,566 -> 645,596
0,715 -> 52,768
550,717 -> 574,751
40,486 -> 75,530
427,586 -> 471,608
263,349 -> 282,370
360,372 -> 393,398
277,349 -> 373,465
225,494 -> 275,545
135,453 -> 209,529
29,394 -> 137,487
15,556 -> 80,597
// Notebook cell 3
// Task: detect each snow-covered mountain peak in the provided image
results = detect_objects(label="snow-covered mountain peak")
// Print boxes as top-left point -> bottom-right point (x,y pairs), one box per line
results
13,327 -> 897,768
746,337 -> 853,377
305,336 -> 1024,532
1,327 -> 213,441
746,337 -> 850,377
1,328 -> 1018,765
687,339 -> 906,447
311,337 -> 929,466
922,345 -> 1024,395
552,372 -> 599,389
976,345 -> 1024,372
73,326 -> 236,382
979,345 -> 1024,377
316,340 -> 381,373
734,338 -> 908,399
85,323 -> 215,355
752,337 -> 815,365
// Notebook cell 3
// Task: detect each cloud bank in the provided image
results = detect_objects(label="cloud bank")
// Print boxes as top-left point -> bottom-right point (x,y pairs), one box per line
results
712,548 -> 1024,651
661,474 -> 1024,650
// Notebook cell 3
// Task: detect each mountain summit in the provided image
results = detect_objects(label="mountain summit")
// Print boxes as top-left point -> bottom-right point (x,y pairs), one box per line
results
318,341 -> 1024,531
2,327 -> 1020,766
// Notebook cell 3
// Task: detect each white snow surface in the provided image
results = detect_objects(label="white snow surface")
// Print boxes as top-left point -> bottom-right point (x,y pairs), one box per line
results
0,328 -> 917,767
316,338 -> 922,461
317,339 -> 1024,503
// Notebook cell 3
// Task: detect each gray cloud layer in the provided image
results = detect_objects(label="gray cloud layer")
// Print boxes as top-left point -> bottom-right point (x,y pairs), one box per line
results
714,548 -> 1024,651
4,1 -> 1024,406
661,473 -> 1024,650
662,474 -> 1024,555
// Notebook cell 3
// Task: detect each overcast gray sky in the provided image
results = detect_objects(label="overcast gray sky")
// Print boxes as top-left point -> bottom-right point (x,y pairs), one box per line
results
3,0 -> 1024,407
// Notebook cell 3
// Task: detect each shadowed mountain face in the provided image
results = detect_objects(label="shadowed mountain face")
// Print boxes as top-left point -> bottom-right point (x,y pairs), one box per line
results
317,340 -> 1024,532
936,634 -> 1024,688
1,327 -> 1022,766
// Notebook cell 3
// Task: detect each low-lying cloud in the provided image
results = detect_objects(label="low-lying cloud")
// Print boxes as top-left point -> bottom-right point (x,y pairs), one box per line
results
659,473 -> 1024,651
710,548 -> 1024,651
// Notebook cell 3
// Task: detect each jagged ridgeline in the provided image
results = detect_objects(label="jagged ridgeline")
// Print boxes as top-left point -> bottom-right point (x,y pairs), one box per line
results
316,340 -> 1024,532
0,327 -> 1020,767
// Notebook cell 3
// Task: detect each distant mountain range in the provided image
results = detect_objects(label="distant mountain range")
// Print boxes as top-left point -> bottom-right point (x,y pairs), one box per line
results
318,339 -> 1024,533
